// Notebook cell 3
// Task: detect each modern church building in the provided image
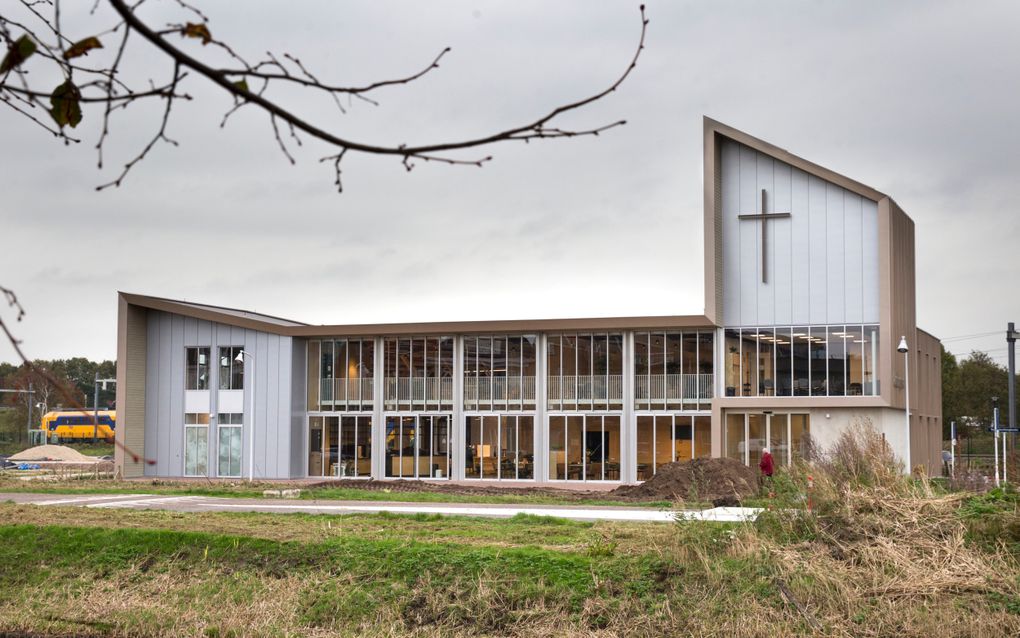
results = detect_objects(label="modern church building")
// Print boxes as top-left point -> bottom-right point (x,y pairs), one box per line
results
114,118 -> 942,483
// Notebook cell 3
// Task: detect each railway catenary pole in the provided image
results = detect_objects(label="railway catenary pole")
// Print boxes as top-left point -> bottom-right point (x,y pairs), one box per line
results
1008,323 -> 1017,467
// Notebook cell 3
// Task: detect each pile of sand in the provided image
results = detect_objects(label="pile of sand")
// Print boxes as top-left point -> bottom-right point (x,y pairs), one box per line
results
611,457 -> 759,503
8,444 -> 97,463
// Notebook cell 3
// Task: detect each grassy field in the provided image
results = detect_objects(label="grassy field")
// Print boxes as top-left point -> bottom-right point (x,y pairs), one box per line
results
2,485 -> 1020,636
2,426 -> 1019,637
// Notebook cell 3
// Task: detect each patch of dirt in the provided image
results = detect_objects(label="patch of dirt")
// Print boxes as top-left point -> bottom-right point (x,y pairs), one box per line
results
304,478 -> 633,502
8,444 -> 97,463
610,458 -> 758,503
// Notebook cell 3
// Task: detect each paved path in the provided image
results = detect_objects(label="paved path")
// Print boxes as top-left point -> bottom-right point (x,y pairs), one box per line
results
1,492 -> 762,523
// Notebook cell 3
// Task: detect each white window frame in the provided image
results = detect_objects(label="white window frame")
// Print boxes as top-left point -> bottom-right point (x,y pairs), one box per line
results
217,413 -> 243,478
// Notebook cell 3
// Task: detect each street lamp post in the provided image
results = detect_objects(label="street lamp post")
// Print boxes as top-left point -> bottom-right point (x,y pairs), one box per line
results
235,349 -> 255,482
898,336 -> 911,474
35,402 -> 47,444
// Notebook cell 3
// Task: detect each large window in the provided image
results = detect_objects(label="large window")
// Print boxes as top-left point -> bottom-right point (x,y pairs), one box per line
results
547,334 -> 624,410
725,412 -> 810,466
463,336 -> 537,410
219,346 -> 244,390
184,412 -> 209,476
464,415 -> 535,480
634,331 -> 714,409
384,338 -> 454,411
217,413 -> 242,477
185,347 -> 210,390
307,339 -> 375,411
723,325 -> 880,398
547,415 -> 621,481
308,415 -> 372,477
636,414 -> 711,480
385,415 -> 450,479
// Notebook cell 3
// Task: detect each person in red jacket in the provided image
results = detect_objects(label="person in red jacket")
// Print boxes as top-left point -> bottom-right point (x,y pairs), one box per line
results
759,448 -> 775,494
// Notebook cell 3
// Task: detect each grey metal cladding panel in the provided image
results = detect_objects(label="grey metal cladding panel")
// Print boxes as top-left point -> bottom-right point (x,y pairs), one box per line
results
144,311 -> 159,476
755,152 -> 775,326
197,319 -> 212,347
276,336 -> 294,477
255,330 -> 271,478
773,161 -> 793,326
808,176 -> 828,324
738,144 -> 758,326
843,193 -> 864,324
721,140 -> 741,326
265,331 -> 280,478
184,316 -> 197,346
290,338 -> 307,478
862,200 -> 880,323
169,313 -> 185,475
790,169 -> 811,324
825,183 -> 846,323
157,312 -> 172,473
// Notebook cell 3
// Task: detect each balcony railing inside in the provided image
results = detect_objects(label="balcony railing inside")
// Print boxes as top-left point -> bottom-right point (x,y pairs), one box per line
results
634,373 -> 714,408
319,378 -> 374,410
463,376 -> 536,410
384,377 -> 454,410
547,375 -> 624,409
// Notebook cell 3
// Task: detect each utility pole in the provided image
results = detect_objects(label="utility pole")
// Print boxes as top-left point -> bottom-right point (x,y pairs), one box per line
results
92,374 -> 117,443
1008,322 -> 1017,472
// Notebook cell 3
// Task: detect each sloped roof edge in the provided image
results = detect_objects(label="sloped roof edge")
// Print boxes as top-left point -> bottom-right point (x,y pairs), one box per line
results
121,292 -> 716,336
704,116 -> 889,203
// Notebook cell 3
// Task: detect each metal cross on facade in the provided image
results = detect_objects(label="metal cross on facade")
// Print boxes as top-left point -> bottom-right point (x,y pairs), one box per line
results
738,188 -> 791,283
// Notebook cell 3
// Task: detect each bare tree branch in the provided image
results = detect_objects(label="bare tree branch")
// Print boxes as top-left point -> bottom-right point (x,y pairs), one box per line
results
0,1 -> 649,190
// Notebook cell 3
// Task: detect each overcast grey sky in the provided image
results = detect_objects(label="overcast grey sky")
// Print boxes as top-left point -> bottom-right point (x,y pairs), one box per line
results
2,0 -> 1018,366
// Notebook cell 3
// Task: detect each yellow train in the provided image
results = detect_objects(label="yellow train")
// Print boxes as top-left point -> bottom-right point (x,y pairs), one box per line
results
41,410 -> 116,442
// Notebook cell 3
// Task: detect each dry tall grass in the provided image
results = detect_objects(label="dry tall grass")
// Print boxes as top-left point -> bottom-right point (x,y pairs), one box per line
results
724,421 -> 1020,637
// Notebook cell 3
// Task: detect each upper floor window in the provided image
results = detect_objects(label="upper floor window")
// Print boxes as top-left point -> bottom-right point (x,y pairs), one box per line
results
185,347 -> 210,390
307,338 -> 375,411
546,333 -> 624,411
634,331 -> 714,410
723,325 -> 879,397
463,335 -> 537,411
219,346 -> 244,390
383,337 -> 454,411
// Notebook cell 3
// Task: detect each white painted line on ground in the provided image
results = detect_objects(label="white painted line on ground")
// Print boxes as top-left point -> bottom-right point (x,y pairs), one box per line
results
33,493 -> 154,506
192,501 -> 679,522
87,495 -> 203,509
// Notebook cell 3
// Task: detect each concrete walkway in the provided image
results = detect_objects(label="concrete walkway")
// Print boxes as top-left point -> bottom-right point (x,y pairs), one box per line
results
1,492 -> 762,523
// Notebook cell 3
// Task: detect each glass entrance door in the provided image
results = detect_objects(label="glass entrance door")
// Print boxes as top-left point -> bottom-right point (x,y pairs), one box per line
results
464,415 -> 535,480
548,415 -> 621,481
385,414 -> 450,479
724,413 -> 810,466
308,415 -> 372,477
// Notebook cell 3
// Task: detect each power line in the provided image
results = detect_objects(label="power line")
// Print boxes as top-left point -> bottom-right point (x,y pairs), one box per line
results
941,331 -> 1001,343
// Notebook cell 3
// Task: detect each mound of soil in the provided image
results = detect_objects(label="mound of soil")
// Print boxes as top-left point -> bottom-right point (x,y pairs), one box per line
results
9,444 -> 96,463
611,458 -> 758,503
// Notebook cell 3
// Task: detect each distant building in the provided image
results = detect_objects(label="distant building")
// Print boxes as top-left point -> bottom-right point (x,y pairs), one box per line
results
115,118 -> 942,482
